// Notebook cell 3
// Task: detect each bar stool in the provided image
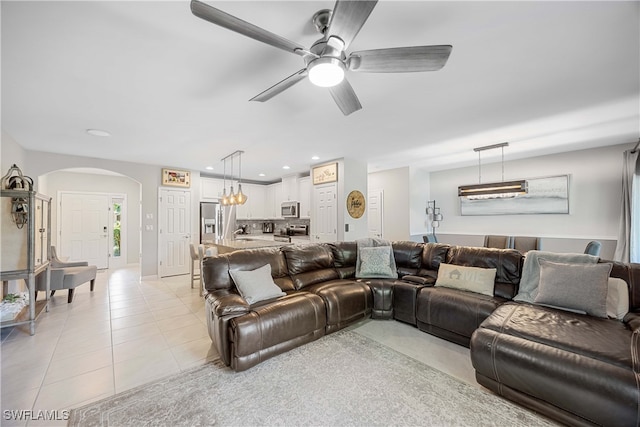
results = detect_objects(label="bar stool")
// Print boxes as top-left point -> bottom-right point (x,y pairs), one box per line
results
189,243 -> 201,289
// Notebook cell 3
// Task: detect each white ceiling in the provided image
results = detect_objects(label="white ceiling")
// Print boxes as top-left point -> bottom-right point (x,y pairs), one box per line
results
2,1 -> 639,183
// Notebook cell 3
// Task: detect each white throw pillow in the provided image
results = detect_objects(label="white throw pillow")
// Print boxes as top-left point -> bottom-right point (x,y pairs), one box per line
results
607,277 -> 629,320
435,263 -> 497,297
229,264 -> 285,304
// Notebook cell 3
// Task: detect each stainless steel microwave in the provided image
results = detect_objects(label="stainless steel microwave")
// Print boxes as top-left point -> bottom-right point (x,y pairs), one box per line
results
281,201 -> 300,218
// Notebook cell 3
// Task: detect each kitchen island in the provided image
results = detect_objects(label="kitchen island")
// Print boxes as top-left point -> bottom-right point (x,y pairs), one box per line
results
206,238 -> 291,255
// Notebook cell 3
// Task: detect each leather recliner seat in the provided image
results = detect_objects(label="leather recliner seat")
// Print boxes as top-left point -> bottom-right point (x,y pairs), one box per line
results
413,246 -> 523,346
471,260 -> 640,427
282,244 -> 372,334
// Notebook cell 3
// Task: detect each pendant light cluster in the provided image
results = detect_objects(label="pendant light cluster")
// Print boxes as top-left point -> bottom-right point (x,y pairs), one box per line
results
220,150 -> 247,206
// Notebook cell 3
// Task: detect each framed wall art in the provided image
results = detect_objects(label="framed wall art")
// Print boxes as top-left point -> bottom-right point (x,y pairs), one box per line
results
312,163 -> 338,185
346,190 -> 366,219
162,168 -> 191,188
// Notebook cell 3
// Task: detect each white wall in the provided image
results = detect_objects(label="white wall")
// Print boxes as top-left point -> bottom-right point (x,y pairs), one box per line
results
368,143 -> 629,258
409,166 -> 430,236
44,171 -> 141,264
26,150 -> 162,277
427,143 -> 629,258
368,167 -> 410,241
1,131 -> 29,293
431,143 -> 624,238
1,131 -> 27,179
340,157 -> 369,241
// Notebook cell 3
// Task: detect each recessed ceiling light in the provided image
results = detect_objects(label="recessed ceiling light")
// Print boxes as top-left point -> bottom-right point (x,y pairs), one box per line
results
205,166 -> 214,171
311,156 -> 320,160
282,165 -> 290,170
86,129 -> 111,137
258,173 -> 266,177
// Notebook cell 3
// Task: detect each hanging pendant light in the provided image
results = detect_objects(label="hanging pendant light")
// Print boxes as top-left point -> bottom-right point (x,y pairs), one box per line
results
220,150 -> 247,206
220,157 -> 230,206
457,142 -> 528,199
228,152 -> 237,205
236,151 -> 247,205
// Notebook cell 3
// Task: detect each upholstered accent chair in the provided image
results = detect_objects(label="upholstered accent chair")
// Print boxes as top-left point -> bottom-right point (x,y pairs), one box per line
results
511,236 -> 542,254
423,234 -> 438,243
584,240 -> 602,256
36,246 -> 97,303
483,235 -> 512,249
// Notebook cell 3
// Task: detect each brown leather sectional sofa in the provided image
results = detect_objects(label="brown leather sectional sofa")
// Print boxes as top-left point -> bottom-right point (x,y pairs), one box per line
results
202,240 -> 640,427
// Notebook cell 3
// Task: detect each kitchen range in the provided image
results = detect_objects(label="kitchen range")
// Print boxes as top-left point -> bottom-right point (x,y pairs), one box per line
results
274,224 -> 309,243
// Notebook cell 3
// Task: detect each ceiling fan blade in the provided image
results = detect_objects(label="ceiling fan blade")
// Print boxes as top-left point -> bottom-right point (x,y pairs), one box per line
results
191,0 -> 306,56
249,69 -> 308,102
325,0 -> 378,50
348,45 -> 453,73
328,78 -> 362,116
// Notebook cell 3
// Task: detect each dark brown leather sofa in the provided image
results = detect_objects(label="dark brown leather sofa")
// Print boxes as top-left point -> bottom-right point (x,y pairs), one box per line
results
202,241 -> 640,426
470,259 -> 640,427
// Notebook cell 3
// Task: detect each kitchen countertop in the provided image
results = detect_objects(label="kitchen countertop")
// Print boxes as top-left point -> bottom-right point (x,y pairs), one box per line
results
207,238 -> 291,254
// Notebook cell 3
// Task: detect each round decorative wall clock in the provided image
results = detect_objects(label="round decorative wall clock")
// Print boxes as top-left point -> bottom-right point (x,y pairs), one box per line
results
346,190 -> 366,219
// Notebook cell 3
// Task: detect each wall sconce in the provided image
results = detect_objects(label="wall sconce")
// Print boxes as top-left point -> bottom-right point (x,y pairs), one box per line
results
2,164 -> 32,229
11,197 -> 29,229
457,142 -> 528,200
426,200 -> 443,230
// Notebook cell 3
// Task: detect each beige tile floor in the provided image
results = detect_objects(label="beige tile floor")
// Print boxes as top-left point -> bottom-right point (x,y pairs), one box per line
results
1,265 -> 477,427
1,266 -> 216,427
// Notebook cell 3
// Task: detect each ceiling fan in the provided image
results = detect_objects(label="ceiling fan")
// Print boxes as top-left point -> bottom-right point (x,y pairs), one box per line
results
191,0 -> 452,116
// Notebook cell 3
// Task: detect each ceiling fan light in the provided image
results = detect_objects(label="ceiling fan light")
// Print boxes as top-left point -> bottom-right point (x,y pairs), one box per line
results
308,57 -> 345,88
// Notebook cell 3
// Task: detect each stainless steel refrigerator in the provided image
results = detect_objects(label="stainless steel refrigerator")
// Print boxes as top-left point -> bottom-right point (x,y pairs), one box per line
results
200,202 -> 222,243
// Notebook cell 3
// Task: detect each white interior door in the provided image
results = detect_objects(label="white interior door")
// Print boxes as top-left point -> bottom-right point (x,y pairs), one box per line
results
159,189 -> 191,277
313,183 -> 337,243
368,189 -> 384,238
59,192 -> 109,268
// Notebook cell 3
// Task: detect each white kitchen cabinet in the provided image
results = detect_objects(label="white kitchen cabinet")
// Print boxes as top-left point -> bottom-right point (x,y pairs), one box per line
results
265,182 -> 283,219
201,178 -> 225,200
273,183 -> 283,218
235,183 -> 266,219
298,176 -> 311,218
264,184 -> 275,219
281,175 -> 298,201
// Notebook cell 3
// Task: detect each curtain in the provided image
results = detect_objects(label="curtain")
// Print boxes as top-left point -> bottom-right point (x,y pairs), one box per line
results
613,148 -> 639,262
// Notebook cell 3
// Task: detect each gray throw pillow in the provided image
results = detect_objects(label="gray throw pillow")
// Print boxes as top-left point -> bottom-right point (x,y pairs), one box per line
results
514,250 -> 599,303
355,238 -> 397,279
533,259 -> 612,318
358,246 -> 395,278
229,264 -> 286,304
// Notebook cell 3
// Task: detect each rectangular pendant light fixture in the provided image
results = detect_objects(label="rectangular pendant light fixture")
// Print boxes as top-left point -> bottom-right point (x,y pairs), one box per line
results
458,180 -> 527,198
457,142 -> 528,199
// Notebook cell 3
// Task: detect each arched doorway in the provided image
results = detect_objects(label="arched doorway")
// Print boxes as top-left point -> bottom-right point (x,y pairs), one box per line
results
39,168 -> 142,269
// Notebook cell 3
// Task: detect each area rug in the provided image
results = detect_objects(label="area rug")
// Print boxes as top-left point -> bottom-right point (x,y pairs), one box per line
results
69,331 -> 555,426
